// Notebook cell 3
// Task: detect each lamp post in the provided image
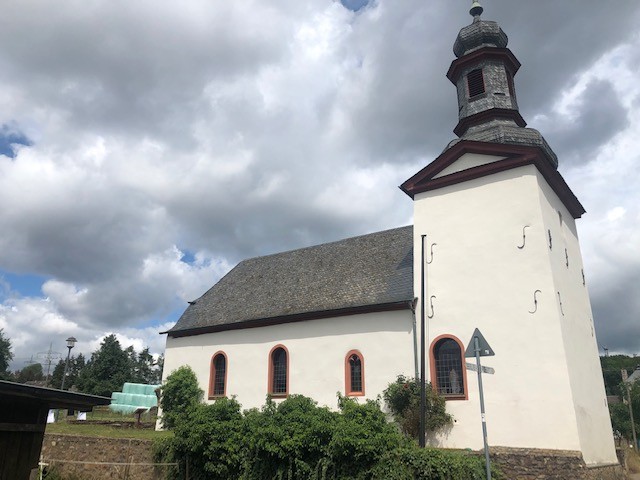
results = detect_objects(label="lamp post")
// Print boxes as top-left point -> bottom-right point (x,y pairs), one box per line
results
60,337 -> 77,390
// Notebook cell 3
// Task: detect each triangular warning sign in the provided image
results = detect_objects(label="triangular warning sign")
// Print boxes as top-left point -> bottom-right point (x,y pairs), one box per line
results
465,328 -> 495,358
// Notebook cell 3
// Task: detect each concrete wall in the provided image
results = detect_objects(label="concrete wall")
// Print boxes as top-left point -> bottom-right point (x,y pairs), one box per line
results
163,309 -> 416,411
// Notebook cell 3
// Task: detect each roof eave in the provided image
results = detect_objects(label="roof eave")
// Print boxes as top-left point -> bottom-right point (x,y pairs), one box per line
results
164,300 -> 414,338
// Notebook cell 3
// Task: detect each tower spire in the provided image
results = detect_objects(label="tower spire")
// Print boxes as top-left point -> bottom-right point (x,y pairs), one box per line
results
444,5 -> 559,168
470,0 -> 483,21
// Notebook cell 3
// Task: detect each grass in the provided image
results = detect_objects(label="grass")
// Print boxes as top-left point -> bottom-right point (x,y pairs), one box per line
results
45,406 -> 173,440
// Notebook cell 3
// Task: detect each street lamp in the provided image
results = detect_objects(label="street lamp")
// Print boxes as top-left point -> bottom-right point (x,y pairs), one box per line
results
60,337 -> 77,390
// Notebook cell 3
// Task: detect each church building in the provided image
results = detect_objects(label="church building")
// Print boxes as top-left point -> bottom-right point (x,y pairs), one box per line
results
161,3 -> 617,467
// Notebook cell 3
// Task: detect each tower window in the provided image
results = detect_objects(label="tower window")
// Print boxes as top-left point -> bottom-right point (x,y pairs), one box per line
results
345,350 -> 365,396
209,351 -> 227,398
430,336 -> 467,399
467,69 -> 485,98
268,345 -> 288,396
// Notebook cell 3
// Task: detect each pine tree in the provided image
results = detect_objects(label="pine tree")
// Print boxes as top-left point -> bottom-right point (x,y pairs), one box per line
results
0,329 -> 14,380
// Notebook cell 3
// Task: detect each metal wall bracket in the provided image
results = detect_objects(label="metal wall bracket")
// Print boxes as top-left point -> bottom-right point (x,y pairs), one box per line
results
517,225 -> 529,249
427,295 -> 436,319
427,243 -> 437,264
529,290 -> 541,314
557,291 -> 564,316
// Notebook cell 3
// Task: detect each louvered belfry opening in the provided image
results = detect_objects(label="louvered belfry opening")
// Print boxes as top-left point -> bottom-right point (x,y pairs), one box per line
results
467,68 -> 485,97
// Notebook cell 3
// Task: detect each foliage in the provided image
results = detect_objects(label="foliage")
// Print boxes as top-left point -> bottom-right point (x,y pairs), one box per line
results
76,335 -> 133,396
243,395 -> 339,479
154,388 -> 488,480
383,375 -> 453,440
370,446 -> 502,480
0,329 -> 13,379
15,362 -> 44,383
50,354 -> 86,390
609,380 -> 640,444
601,354 -> 640,395
159,365 -> 203,429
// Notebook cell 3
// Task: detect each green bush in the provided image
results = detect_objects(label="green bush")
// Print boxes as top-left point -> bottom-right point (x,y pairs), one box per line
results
382,375 -> 452,440
158,365 -> 203,429
155,392 -> 494,480
370,446 -> 502,480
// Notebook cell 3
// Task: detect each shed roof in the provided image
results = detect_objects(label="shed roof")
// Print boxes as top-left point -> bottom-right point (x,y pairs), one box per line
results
167,225 -> 414,337
0,381 -> 111,410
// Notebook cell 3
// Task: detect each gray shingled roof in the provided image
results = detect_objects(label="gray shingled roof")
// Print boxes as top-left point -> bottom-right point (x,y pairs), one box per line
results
167,225 -> 414,336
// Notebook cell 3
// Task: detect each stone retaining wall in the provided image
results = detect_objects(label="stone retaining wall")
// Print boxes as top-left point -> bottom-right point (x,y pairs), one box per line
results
40,434 -> 168,480
489,447 -> 626,480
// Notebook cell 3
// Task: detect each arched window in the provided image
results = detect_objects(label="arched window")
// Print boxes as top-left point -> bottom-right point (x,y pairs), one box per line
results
268,345 -> 288,396
209,351 -> 227,398
345,350 -> 365,396
430,335 -> 467,400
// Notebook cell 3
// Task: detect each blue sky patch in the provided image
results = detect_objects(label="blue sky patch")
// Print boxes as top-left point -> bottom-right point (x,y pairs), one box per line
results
0,271 -> 48,299
340,0 -> 370,12
180,250 -> 197,265
0,124 -> 32,158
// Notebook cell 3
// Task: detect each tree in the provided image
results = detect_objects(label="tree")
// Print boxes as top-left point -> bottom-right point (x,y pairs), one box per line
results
15,363 -> 44,383
383,375 -> 453,441
133,347 -> 157,384
50,353 -> 87,390
76,334 -> 134,396
159,365 -> 203,429
609,379 -> 640,445
0,329 -> 13,380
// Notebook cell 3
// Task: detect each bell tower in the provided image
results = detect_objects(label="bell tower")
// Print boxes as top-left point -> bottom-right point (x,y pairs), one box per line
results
401,1 -> 617,467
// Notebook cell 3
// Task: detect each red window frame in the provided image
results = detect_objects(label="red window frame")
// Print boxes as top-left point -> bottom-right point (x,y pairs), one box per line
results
429,335 -> 468,400
208,351 -> 228,399
268,344 -> 289,397
344,350 -> 365,396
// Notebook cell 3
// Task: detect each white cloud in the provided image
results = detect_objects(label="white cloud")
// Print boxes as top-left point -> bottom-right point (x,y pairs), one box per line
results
0,0 -> 639,366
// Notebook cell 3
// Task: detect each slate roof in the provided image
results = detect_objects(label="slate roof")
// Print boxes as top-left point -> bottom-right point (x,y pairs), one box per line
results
167,225 -> 414,337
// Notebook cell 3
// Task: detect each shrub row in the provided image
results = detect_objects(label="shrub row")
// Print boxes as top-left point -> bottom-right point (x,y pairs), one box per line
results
154,394 -> 500,480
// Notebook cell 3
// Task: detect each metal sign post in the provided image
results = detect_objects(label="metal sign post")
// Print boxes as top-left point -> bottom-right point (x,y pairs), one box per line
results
465,328 -> 495,480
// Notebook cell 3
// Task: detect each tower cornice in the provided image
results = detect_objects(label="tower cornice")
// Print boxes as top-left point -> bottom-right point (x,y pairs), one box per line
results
453,108 -> 526,137
447,47 -> 520,84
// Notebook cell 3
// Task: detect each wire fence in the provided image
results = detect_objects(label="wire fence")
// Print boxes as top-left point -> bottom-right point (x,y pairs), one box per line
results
40,458 -> 179,480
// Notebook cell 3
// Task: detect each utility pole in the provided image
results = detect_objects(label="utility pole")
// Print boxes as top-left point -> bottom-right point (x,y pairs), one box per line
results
37,343 -> 61,387
622,369 -> 638,450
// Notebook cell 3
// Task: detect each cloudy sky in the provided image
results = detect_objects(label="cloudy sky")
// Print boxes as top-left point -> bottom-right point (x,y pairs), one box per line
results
0,0 -> 639,369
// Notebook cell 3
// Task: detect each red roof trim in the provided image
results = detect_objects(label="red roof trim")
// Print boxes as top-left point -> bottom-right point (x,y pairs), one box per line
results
399,140 -> 585,219
164,301 -> 413,338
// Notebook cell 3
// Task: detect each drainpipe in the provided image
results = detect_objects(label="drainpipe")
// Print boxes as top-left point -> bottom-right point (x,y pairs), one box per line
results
409,298 -> 419,379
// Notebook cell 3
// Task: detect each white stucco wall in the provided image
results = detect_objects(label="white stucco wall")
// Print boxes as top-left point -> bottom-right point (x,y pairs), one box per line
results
163,310 -> 416,411
412,162 -> 617,464
536,173 -> 617,465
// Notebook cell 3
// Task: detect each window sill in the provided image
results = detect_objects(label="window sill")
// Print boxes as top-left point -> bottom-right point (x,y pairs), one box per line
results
346,392 -> 365,397
443,394 -> 468,401
208,394 -> 226,400
268,393 -> 288,398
